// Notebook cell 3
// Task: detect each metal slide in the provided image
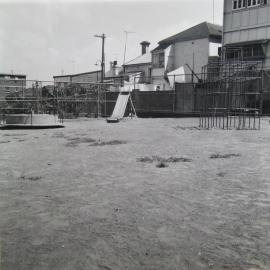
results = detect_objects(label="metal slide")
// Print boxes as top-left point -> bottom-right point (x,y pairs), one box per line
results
107,92 -> 130,123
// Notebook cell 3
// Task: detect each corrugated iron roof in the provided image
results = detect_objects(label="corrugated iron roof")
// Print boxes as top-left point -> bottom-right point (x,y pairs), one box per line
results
53,70 -> 101,78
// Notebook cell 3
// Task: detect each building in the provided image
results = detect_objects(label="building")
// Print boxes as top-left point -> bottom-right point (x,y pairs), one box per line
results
105,61 -> 122,78
53,70 -> 102,88
223,0 -> 270,64
151,22 -> 222,88
123,41 -> 152,83
0,73 -> 27,98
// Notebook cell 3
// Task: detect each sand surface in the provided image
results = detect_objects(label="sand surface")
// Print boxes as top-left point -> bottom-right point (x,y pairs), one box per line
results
0,118 -> 270,270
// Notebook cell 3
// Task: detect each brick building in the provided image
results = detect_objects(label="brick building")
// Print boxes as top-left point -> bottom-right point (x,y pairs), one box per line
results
0,73 -> 26,98
123,41 -> 152,83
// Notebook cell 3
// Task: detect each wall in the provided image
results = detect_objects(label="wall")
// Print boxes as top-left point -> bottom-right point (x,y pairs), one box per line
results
54,72 -> 101,87
131,90 -> 174,116
224,4 -> 270,44
151,67 -> 170,89
54,76 -> 71,88
71,72 -> 101,83
174,83 -> 195,113
124,63 -> 152,81
174,38 -> 210,76
0,78 -> 26,98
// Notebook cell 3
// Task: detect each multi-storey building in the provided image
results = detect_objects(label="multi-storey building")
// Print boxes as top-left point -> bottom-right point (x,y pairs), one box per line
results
223,0 -> 270,65
0,73 -> 26,98
151,22 -> 222,88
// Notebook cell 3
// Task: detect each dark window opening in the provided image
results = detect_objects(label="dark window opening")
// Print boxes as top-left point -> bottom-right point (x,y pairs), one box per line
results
233,0 -> 267,9
153,52 -> 165,68
226,45 -> 265,60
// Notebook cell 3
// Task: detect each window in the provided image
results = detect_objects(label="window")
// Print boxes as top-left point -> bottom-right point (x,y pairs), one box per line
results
233,0 -> 267,9
153,52 -> 164,68
238,0 -> 242,8
226,45 -> 264,60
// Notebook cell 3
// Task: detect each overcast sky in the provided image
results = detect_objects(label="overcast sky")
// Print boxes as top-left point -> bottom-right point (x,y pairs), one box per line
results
0,0 -> 224,81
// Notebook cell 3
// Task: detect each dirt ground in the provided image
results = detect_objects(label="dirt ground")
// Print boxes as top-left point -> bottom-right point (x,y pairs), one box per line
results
0,118 -> 270,270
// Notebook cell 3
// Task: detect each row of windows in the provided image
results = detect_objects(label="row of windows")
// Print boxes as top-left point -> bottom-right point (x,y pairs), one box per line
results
232,0 -> 268,10
226,45 -> 264,60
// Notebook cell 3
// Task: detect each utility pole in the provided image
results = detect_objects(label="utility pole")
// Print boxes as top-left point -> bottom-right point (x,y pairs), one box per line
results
213,0 -> 215,24
94,34 -> 106,83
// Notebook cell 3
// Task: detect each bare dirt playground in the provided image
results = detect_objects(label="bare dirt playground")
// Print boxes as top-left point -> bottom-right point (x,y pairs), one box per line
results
0,118 -> 270,270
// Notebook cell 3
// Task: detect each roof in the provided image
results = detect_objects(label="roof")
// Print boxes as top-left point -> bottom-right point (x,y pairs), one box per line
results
53,70 -> 101,78
224,39 -> 270,47
159,22 -> 222,45
151,43 -> 171,53
0,73 -> 26,78
123,52 -> 152,66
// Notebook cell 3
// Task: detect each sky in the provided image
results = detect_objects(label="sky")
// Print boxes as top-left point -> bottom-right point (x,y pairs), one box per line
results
0,0 -> 224,81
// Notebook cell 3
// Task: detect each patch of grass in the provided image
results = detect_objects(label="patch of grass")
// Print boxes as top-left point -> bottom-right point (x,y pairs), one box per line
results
52,132 -> 65,138
65,137 -> 96,147
89,140 -> 126,147
210,153 -> 241,159
156,162 -> 168,168
65,137 -> 126,147
65,142 -> 79,147
3,133 -> 26,137
164,157 -> 192,163
137,156 -> 192,164
174,126 -> 202,131
19,176 -> 42,181
217,172 -> 226,177
137,157 -> 154,163
75,138 -> 96,143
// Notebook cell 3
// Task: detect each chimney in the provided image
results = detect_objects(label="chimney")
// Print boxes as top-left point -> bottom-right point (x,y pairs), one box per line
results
140,41 -> 150,55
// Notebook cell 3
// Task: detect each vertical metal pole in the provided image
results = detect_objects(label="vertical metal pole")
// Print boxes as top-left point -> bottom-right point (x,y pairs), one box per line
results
97,84 -> 100,118
101,34 -> 105,83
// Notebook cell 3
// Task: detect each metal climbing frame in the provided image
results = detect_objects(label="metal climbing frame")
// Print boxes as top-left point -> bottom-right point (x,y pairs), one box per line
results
199,60 -> 263,130
0,79 -> 120,124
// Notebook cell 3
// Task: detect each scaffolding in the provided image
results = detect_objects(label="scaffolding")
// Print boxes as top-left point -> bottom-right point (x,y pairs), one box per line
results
199,60 -> 264,130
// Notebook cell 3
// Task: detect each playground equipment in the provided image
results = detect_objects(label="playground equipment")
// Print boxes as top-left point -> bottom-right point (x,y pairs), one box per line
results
0,79 -> 117,128
107,92 -> 136,123
199,60 -> 263,130
1,113 -> 63,129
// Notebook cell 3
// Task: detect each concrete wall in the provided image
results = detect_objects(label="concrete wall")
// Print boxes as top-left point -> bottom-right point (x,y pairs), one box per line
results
174,83 -> 195,112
